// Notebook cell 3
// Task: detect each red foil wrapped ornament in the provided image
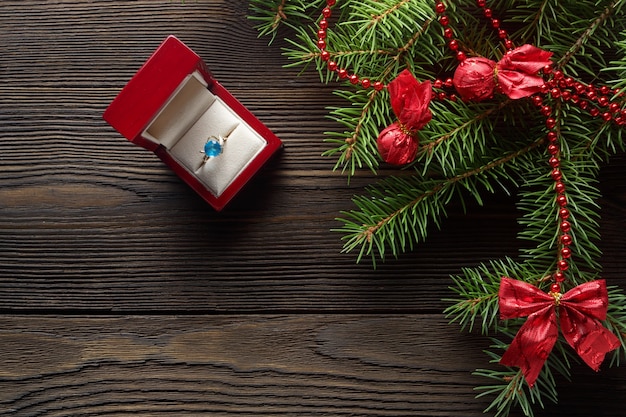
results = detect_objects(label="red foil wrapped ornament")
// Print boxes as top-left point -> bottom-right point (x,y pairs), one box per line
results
377,70 -> 432,165
453,44 -> 553,101
498,277 -> 620,387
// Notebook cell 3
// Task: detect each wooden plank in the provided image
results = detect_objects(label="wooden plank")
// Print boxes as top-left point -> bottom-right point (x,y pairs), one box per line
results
0,1 -> 625,313
0,315 -> 624,416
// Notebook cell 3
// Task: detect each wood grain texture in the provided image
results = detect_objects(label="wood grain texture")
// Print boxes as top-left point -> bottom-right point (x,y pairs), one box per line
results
1,315 -> 625,416
0,1 -> 625,416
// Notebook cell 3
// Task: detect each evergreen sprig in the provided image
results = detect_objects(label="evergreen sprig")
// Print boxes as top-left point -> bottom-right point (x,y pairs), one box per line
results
249,0 -> 626,415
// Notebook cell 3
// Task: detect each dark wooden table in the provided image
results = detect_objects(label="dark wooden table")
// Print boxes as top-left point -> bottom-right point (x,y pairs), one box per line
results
1,1 -> 625,416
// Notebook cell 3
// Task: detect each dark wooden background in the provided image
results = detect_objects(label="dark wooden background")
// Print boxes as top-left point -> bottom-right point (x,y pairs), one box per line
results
1,1 -> 625,416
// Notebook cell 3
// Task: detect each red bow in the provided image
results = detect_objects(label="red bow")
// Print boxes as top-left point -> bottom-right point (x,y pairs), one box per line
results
377,70 -> 432,165
499,277 -> 620,387
453,44 -> 553,101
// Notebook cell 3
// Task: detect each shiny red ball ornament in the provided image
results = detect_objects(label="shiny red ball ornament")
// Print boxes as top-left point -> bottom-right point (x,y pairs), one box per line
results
550,283 -> 561,293
560,220 -> 571,233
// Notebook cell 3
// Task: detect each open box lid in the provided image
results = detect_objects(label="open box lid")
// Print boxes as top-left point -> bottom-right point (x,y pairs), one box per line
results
103,36 -> 282,211
103,35 -> 213,150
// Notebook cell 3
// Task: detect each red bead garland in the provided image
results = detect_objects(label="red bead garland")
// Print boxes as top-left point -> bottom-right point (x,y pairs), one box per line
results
315,0 -> 385,91
313,0 -> 626,290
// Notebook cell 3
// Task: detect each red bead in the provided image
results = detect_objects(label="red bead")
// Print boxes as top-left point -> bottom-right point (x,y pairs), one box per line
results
533,95 -> 543,107
555,182 -> 566,194
542,105 -> 552,116
326,0 -> 336,5
561,90 -> 571,101
547,144 -> 559,155
590,107 -> 600,117
551,168 -> 562,181
600,85 -> 611,95
579,100 -> 589,110
554,272 -> 566,282
602,112 -> 612,121
319,19 -> 328,29
338,68 -> 348,79
434,79 -> 443,89
491,18 -> 500,28
317,39 -> 326,49
349,74 -> 359,84
444,28 -> 454,38
557,260 -> 569,271
456,51 -> 466,61
484,8 -> 493,18
553,70 -> 564,80
435,2 -> 446,13
546,131 -> 558,142
449,39 -> 459,51
557,194 -> 567,207
559,208 -> 570,219
550,88 -> 561,99
361,78 -> 371,89
318,29 -> 327,39
438,92 -> 447,100
498,29 -> 507,39
445,78 -> 453,88
476,0 -> 486,7
327,61 -> 337,71
543,64 -> 553,75
610,102 -> 620,113
598,96 -> 609,107
561,247 -> 572,259
546,118 -> 556,129
560,220 -> 571,233
440,16 -> 449,25
504,39 -> 514,50
551,282 -> 561,293
373,81 -> 384,91
320,50 -> 330,61
322,7 -> 332,18
561,234 -> 572,245
549,157 -> 560,168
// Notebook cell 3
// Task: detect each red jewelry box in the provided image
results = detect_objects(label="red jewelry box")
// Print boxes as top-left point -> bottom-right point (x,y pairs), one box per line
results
103,35 -> 282,211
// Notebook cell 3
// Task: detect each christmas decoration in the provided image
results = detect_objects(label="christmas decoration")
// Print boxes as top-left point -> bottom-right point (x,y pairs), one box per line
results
248,0 -> 626,415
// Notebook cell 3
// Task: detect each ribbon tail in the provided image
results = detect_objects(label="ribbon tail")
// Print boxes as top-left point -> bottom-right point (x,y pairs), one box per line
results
500,305 -> 558,387
560,306 -> 621,371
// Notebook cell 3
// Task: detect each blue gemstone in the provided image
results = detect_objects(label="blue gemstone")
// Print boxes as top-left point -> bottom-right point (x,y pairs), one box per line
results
204,139 -> 222,157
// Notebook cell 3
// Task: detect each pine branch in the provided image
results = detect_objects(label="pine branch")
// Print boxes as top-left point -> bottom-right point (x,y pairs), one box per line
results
336,135 -> 544,264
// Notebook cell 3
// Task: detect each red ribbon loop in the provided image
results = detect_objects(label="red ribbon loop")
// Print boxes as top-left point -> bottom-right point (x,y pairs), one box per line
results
453,44 -> 553,101
499,277 -> 620,387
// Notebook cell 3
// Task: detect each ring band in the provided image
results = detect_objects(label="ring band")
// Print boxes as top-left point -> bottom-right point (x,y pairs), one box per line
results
200,134 -> 226,165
